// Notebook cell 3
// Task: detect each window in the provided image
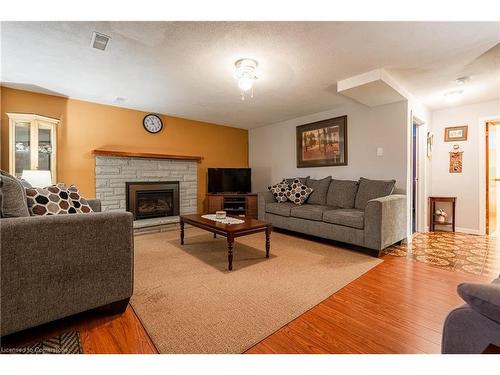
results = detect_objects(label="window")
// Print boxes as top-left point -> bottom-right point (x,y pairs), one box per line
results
7,113 -> 59,183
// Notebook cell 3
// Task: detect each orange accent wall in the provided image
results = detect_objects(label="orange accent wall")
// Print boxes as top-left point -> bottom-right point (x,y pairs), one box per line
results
1,87 -> 249,212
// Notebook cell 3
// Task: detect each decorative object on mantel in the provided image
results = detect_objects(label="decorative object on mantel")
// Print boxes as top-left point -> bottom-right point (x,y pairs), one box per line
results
426,131 -> 434,158
143,114 -> 163,134
449,144 -> 463,173
93,148 -> 203,162
201,214 -> 245,225
445,125 -> 468,142
296,115 -> 347,168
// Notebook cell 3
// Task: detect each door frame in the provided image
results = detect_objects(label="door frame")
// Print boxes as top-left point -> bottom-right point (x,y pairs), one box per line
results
479,115 -> 500,235
412,115 -> 426,233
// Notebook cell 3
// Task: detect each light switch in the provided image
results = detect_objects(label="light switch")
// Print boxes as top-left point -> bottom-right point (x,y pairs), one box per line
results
376,147 -> 384,157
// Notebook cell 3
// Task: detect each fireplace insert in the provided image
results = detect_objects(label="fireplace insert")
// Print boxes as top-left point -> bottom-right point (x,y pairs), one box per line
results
126,181 -> 179,220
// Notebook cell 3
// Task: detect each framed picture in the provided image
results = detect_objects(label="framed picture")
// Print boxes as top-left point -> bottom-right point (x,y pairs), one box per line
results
445,125 -> 468,142
296,115 -> 347,168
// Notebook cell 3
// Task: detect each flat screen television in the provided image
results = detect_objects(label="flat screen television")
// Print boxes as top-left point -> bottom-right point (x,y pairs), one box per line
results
207,168 -> 251,194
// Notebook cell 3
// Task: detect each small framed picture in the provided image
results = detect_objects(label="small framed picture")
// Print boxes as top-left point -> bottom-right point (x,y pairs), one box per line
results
444,125 -> 468,142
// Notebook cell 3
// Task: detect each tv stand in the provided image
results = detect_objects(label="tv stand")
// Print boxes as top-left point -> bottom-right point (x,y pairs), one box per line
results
205,193 -> 257,218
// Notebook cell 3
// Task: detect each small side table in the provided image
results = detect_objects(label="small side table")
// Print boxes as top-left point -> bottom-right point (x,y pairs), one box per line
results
429,196 -> 456,232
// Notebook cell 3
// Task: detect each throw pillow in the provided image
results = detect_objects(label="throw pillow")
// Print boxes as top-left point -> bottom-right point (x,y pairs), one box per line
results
284,176 -> 309,186
305,176 -> 331,205
0,170 -> 30,218
268,180 -> 290,203
67,185 -> 94,213
25,183 -> 74,216
327,179 -> 359,208
458,281 -> 500,324
354,177 -> 396,210
286,178 -> 313,205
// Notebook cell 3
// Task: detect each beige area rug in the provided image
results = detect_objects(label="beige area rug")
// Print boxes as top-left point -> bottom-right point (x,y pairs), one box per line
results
131,227 -> 382,353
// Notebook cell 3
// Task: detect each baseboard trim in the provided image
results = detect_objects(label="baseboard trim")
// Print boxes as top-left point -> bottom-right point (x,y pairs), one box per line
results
455,227 -> 481,235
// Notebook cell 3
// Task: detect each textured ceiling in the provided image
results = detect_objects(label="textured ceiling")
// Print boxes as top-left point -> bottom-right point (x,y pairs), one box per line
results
1,21 -> 499,128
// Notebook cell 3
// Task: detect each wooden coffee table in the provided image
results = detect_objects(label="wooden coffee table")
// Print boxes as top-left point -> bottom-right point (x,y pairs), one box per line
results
179,214 -> 272,271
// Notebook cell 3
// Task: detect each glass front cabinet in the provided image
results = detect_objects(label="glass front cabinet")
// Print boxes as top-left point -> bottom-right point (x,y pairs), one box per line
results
7,113 -> 59,183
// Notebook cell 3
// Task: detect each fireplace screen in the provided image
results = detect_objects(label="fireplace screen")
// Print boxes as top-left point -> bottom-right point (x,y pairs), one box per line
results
136,191 -> 173,219
126,181 -> 179,220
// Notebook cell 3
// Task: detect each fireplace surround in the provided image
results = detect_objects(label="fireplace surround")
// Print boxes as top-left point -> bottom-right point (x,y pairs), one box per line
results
126,181 -> 179,220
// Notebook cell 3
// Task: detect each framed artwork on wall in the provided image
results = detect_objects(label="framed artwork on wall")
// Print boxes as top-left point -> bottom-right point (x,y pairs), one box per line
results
445,125 -> 468,142
296,115 -> 347,168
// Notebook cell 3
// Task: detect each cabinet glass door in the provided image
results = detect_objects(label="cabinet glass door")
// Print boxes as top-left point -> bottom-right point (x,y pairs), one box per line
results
14,122 -> 31,177
37,123 -> 54,172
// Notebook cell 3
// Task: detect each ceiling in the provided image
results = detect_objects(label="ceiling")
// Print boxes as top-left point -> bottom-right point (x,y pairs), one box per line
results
1,22 -> 499,129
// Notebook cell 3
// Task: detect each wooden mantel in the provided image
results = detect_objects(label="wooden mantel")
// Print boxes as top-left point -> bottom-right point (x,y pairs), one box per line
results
93,148 -> 203,162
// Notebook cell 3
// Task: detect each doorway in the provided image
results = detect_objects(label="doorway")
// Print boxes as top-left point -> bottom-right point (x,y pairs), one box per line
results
486,120 -> 500,235
411,116 -> 424,234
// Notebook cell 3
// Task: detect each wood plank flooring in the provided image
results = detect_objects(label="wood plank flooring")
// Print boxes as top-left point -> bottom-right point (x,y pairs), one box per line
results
1,231 -> 496,354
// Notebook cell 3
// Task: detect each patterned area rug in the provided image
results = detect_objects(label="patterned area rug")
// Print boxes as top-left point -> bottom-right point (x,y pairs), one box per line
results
1,331 -> 82,354
384,231 -> 500,277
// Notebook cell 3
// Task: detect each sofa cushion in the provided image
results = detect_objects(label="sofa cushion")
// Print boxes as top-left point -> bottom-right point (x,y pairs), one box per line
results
284,176 -> 309,186
25,183 -> 75,215
323,208 -> 365,229
306,176 -> 332,205
290,204 -> 331,221
0,171 -> 30,218
266,202 -> 295,217
286,179 -> 313,205
327,179 -> 359,209
354,177 -> 396,210
268,180 -> 290,203
458,280 -> 500,324
67,185 -> 94,214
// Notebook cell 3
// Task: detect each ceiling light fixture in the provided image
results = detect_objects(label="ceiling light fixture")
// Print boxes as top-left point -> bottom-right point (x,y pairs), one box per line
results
444,90 -> 464,103
234,58 -> 258,101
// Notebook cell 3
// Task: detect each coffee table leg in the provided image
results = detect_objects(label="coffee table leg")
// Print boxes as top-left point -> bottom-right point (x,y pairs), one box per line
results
214,232 -> 217,239
227,234 -> 234,271
265,225 -> 271,258
180,220 -> 184,245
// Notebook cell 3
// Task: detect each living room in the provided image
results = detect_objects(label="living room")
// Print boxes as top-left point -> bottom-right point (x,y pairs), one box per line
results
1,1 -> 499,373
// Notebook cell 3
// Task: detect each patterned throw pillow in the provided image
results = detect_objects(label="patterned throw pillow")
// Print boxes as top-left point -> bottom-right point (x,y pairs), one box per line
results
268,180 -> 290,203
67,185 -> 93,213
286,178 -> 313,205
25,183 -> 75,216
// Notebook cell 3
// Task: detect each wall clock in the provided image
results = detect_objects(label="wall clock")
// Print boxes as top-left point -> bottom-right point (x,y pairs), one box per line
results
143,114 -> 163,134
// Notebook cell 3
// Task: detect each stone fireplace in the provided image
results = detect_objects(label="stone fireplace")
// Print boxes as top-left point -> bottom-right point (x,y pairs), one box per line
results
94,154 -> 198,223
126,181 -> 180,220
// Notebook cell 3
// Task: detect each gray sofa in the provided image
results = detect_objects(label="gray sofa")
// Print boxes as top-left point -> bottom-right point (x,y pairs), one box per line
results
0,172 -> 134,337
442,276 -> 500,353
258,176 -> 407,254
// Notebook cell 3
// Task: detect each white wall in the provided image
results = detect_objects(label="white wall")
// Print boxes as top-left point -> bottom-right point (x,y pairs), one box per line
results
249,101 -> 408,193
430,99 -> 500,234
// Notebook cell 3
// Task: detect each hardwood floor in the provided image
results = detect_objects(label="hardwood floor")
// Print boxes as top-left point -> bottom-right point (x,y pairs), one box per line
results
245,255 -> 488,354
1,231 -> 496,354
1,305 -> 157,354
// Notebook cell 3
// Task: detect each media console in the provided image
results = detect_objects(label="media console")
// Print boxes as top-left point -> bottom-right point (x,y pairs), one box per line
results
204,193 -> 258,219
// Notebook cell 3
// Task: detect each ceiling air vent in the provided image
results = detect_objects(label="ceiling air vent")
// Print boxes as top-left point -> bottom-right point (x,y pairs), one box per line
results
90,32 -> 110,51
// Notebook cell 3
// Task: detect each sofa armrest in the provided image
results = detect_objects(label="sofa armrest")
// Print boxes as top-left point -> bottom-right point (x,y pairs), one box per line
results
364,194 -> 407,251
0,211 -> 134,336
258,191 -> 275,220
88,198 -> 101,212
